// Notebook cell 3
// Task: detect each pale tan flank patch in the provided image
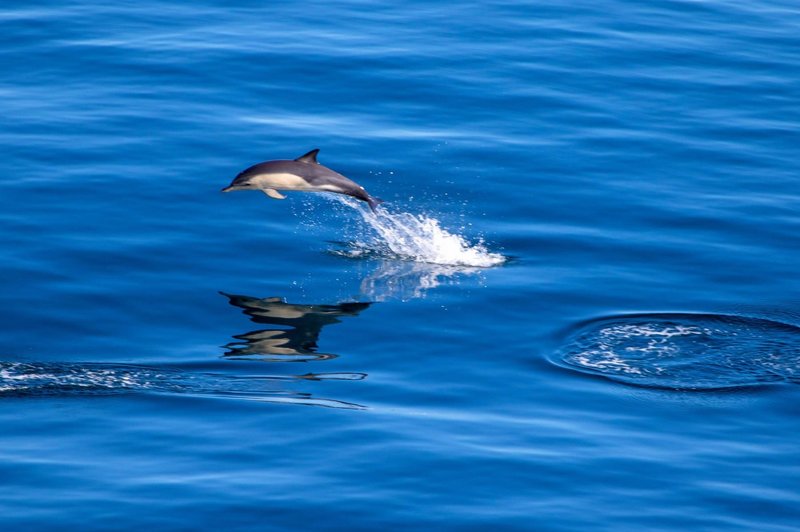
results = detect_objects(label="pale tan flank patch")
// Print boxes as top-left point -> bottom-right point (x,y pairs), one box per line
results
251,172 -> 345,193
251,172 -> 309,189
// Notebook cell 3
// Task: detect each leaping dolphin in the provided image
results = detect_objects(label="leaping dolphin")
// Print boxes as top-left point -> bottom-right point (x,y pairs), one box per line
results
221,148 -> 383,212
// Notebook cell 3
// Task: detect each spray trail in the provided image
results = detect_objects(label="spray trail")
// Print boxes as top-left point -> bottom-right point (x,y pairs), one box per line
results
329,196 -> 506,267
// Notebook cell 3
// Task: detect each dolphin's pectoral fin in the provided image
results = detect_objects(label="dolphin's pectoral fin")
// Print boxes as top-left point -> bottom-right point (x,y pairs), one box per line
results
263,188 -> 286,200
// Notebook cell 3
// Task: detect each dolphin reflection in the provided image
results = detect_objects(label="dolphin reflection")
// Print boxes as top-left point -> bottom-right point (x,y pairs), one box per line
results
221,292 -> 372,362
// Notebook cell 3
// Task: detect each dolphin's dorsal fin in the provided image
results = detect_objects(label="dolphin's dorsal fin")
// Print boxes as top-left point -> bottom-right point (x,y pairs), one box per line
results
295,148 -> 320,164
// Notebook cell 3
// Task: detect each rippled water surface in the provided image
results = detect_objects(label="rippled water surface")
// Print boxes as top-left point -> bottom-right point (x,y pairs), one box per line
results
2,1 -> 800,530
552,313 -> 800,390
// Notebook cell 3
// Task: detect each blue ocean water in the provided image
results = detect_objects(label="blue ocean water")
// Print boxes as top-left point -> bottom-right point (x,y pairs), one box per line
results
1,0 -> 800,529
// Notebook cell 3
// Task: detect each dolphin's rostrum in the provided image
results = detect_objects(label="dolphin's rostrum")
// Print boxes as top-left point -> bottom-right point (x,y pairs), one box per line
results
222,148 -> 383,212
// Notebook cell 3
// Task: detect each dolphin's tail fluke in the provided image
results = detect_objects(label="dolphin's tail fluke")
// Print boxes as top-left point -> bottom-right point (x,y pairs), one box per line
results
367,196 -> 385,214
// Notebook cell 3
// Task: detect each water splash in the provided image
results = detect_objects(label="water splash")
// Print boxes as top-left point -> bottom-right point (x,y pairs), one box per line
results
328,196 -> 506,267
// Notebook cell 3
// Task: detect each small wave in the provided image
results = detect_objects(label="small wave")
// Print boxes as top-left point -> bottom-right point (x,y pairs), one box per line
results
550,313 -> 800,391
329,196 -> 506,267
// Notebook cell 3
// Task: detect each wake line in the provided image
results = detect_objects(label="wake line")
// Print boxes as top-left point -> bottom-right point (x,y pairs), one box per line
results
0,362 -> 366,409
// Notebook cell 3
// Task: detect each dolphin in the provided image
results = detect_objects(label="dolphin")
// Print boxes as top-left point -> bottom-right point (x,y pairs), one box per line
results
221,148 -> 384,212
